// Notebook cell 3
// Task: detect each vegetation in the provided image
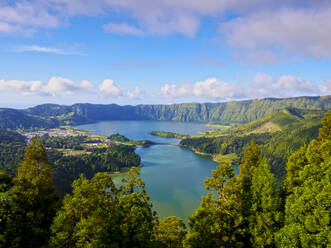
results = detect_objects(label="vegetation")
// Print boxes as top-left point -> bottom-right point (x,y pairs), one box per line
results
180,108 -> 325,178
51,144 -> 141,196
0,96 -> 329,130
40,134 -> 87,149
109,133 -> 155,147
0,110 -> 330,247
0,131 -> 26,172
0,132 -> 142,197
0,138 -> 60,248
50,168 -> 157,248
150,131 -> 189,139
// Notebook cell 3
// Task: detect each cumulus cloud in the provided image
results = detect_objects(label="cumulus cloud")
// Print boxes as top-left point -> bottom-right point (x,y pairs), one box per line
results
126,86 -> 142,100
0,77 -> 93,97
43,77 -> 94,96
0,76 -> 142,100
98,79 -> 142,99
247,73 -> 318,98
158,79 -> 239,100
158,74 -> 328,100
220,5 -> 331,61
0,1 -> 60,34
159,83 -> 192,99
98,79 -> 121,98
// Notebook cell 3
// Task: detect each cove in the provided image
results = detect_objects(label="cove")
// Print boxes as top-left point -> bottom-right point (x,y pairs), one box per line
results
75,120 -> 218,221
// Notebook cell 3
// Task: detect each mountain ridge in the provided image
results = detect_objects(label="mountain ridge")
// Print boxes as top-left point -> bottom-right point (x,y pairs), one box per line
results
1,95 -> 330,130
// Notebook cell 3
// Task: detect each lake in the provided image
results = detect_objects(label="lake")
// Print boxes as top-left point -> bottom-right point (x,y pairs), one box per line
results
75,121 -> 219,221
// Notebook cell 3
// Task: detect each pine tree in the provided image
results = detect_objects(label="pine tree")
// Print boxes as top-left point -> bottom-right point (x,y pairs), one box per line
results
276,111 -> 331,247
154,216 -> 186,248
184,162 -> 237,248
233,140 -> 263,246
4,137 -> 59,248
185,141 -> 265,248
50,167 -> 157,248
249,160 -> 281,248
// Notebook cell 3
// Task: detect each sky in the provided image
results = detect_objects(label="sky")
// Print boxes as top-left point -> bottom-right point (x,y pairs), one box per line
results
0,0 -> 330,108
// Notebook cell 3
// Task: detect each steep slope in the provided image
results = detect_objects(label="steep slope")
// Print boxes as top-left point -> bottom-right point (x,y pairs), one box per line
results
1,95 -> 330,130
0,109 -> 58,130
180,108 -> 326,178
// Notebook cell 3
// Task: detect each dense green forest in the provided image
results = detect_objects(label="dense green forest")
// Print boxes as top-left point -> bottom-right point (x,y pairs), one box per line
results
108,133 -> 155,147
0,111 -> 330,247
180,108 -> 325,177
0,96 -> 330,130
0,133 -> 141,196
149,131 -> 189,139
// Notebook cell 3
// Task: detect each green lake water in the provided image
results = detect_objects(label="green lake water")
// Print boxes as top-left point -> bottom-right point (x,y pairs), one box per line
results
75,121 -> 218,221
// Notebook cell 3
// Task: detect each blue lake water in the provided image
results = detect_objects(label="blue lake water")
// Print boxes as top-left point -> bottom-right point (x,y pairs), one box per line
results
75,121 -> 219,221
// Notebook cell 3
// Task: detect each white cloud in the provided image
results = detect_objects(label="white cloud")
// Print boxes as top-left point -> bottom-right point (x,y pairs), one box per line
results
2,0 -> 331,61
158,73 -> 328,100
0,0 -> 297,37
43,77 -> 94,96
248,73 -> 318,98
0,76 -> 142,100
103,23 -> 144,36
193,78 -> 238,99
98,79 -> 121,98
0,75 -> 328,103
159,79 -> 239,100
126,86 -> 142,100
220,6 -> 331,61
159,83 -> 192,99
0,77 -> 94,96
0,1 -> 60,34
0,79 -> 44,96
16,45 -> 87,55
98,79 -> 142,99
320,80 -> 331,95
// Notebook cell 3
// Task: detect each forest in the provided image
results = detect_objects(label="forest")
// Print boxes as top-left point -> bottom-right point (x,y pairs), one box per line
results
0,110 -> 330,248
180,108 -> 325,178
0,133 -> 141,197
0,96 -> 330,130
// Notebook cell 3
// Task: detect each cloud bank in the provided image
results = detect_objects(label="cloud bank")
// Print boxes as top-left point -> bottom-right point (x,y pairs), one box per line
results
158,74 -> 330,100
0,77 -> 142,100
1,1 -> 331,61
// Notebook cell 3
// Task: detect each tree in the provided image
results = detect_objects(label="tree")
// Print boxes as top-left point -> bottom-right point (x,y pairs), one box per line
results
276,111 -> 331,247
232,140 -> 263,247
184,162 -> 239,248
154,216 -> 186,248
185,141 -> 272,248
0,171 -> 13,246
0,171 -> 13,193
3,137 -> 59,248
50,167 -> 157,248
318,110 -> 331,141
249,160 -> 281,248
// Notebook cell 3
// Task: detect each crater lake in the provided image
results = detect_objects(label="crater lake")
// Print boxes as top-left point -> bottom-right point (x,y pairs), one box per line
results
75,120 -> 218,221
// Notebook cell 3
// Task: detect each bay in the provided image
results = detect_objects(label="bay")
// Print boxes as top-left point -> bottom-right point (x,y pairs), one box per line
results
75,120 -> 218,221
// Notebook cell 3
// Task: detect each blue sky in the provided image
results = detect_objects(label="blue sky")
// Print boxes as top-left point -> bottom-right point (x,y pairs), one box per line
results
0,0 -> 330,108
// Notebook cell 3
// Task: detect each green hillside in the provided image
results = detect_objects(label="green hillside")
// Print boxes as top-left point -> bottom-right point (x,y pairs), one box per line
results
0,109 -> 58,130
0,95 -> 330,130
180,108 -> 325,177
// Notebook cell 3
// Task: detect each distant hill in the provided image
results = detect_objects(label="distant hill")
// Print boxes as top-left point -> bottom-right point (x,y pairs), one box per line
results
0,95 -> 330,130
0,109 -> 58,130
180,108 -> 326,177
